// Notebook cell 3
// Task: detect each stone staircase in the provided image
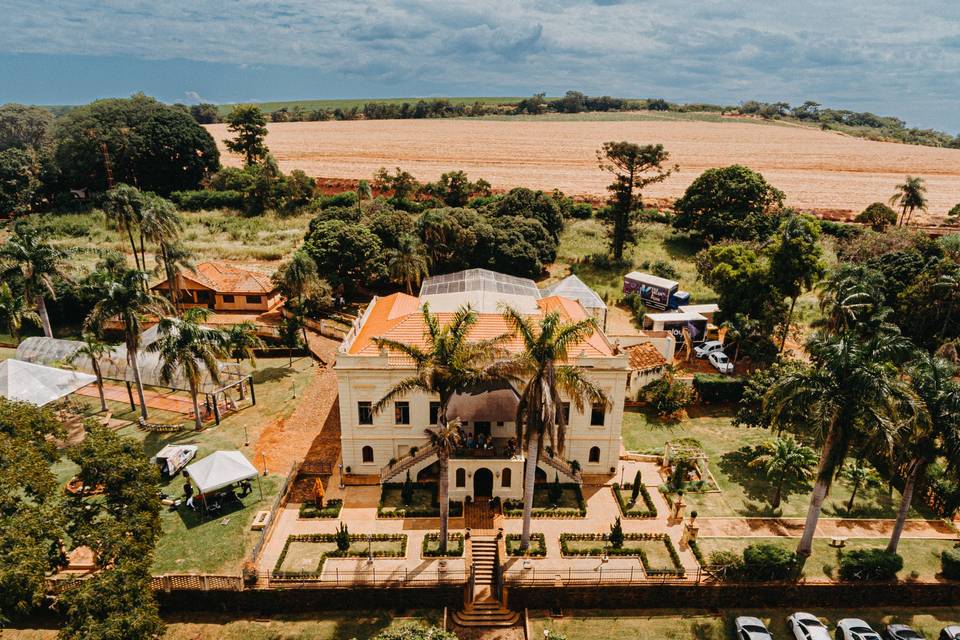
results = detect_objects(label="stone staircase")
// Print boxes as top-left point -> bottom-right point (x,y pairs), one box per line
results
542,453 -> 582,483
452,535 -> 519,628
379,444 -> 438,483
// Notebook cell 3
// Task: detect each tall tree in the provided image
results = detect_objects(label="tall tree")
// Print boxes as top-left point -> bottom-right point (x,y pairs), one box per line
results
890,175 -> 928,226
224,321 -> 264,366
103,184 -> 146,271
0,147 -> 41,215
356,179 -> 372,217
748,436 -> 818,509
69,334 -> 112,413
763,329 -> 921,557
139,193 -> 183,279
147,309 -> 227,430
0,103 -> 53,151
596,142 -> 675,260
372,305 -> 508,553
273,250 -> 328,347
224,105 -> 269,166
840,460 -> 881,514
0,223 -> 69,338
0,281 -> 39,342
155,240 -> 194,316
502,308 -> 607,551
387,234 -> 430,295
85,269 -> 172,420
767,214 -> 826,352
887,354 -> 960,552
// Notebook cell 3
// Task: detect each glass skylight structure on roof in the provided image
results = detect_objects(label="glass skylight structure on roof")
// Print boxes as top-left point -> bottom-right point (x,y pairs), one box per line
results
420,269 -> 540,299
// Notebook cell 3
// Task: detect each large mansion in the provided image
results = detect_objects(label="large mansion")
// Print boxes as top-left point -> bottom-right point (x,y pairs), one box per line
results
335,269 -> 638,501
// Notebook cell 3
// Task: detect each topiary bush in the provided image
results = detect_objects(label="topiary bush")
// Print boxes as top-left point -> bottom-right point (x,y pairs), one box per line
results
693,374 -> 746,403
839,548 -> 903,581
941,545 -> 960,579
741,543 -> 797,581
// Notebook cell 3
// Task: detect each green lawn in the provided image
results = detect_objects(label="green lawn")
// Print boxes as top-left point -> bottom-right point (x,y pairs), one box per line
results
2,611 -> 444,640
380,485 -> 437,511
532,608 -> 960,640
621,407 -> 931,519
695,537 -> 956,582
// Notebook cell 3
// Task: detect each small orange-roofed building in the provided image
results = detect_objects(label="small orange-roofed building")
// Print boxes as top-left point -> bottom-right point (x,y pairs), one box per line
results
151,261 -> 282,313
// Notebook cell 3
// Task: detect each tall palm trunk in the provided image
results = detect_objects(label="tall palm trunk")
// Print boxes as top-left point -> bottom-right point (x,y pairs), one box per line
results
887,458 -> 925,554
846,478 -> 862,513
126,334 -> 149,420
438,450 -> 450,554
771,473 -> 785,509
35,295 -> 53,338
126,227 -> 142,271
779,296 -> 797,353
91,357 -> 108,413
189,377 -> 203,430
798,425 -> 841,557
520,434 -> 540,550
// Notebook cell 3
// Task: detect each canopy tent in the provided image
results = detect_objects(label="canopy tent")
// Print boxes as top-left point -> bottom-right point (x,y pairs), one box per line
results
447,381 -> 520,423
184,450 -> 258,495
16,336 -> 242,394
0,359 -> 96,406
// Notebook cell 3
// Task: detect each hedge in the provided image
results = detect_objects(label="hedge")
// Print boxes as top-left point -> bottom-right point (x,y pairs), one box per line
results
273,533 -> 407,577
298,499 -> 343,519
611,483 -> 657,518
559,533 -> 683,576
377,482 -> 464,519
693,374 -> 746,403
171,189 -> 246,211
819,219 -> 863,240
504,483 -> 586,518
506,533 -> 547,557
421,532 -> 465,558
741,543 -> 797,581
839,549 -> 903,582
942,545 -> 960,580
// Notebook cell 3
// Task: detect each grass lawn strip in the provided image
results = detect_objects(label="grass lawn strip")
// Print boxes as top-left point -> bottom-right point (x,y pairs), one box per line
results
274,533 -> 408,577
377,482 -> 463,518
560,533 -> 683,575
299,499 -> 343,519
504,484 -> 586,518
506,533 -> 547,557
421,532 -> 464,558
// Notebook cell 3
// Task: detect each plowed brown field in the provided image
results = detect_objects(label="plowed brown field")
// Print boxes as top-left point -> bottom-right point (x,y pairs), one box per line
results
206,117 -> 960,222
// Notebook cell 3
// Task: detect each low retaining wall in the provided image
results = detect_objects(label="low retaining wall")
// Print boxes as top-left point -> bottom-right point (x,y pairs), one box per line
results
507,582 -> 960,610
157,585 -> 463,614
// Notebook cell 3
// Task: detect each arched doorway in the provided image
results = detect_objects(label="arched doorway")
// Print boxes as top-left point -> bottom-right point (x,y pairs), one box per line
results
473,467 -> 494,497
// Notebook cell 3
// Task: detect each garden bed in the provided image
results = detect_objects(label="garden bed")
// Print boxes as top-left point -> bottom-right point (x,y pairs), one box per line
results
273,533 -> 407,577
504,483 -> 586,518
559,533 -> 684,576
612,483 -> 657,518
298,499 -> 343,519
421,532 -> 464,558
506,533 -> 547,557
377,482 -> 463,518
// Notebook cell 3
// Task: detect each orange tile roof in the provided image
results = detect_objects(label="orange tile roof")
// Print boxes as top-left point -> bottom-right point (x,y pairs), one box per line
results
156,262 -> 276,295
348,292 -> 614,365
625,343 -> 667,371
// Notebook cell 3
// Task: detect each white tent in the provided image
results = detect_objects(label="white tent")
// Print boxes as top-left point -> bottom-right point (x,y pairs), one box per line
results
0,359 -> 96,406
184,450 -> 258,495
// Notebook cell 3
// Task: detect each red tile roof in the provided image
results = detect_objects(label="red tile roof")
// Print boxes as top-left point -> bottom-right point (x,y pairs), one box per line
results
155,262 -> 275,295
625,343 -> 667,371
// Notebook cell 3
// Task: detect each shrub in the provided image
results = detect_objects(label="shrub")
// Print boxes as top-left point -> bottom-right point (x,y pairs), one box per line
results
941,545 -> 960,579
819,219 -> 862,240
171,189 -> 246,211
401,471 -> 414,506
707,550 -> 743,580
642,377 -> 695,418
856,202 -> 899,231
568,202 -> 594,219
313,190 -> 357,209
371,623 -> 458,640
298,499 -> 343,519
693,374 -> 746,403
640,258 -> 680,280
741,543 -> 797,581
630,470 -> 642,503
335,523 -> 350,551
548,474 -> 563,505
609,517 -> 624,549
839,549 -> 903,581
949,204 -> 960,219
612,483 -> 657,518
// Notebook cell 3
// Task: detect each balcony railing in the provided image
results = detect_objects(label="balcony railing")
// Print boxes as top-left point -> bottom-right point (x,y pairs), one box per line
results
451,438 -> 521,460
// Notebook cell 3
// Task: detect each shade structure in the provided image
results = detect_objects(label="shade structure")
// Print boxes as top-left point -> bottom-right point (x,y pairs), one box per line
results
0,359 -> 96,406
446,381 -> 520,423
184,450 -> 258,495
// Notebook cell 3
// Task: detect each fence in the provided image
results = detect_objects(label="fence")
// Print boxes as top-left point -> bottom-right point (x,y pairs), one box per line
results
250,460 -> 300,565
504,565 -> 698,586
151,574 -> 244,592
264,567 -> 471,589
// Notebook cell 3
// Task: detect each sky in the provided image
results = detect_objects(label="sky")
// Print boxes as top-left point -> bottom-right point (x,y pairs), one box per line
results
0,0 -> 958,131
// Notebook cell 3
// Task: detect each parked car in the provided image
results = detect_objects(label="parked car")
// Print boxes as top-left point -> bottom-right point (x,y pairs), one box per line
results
708,350 -> 734,374
940,627 -> 960,640
787,612 -> 831,640
735,616 -> 774,640
694,340 -> 725,358
836,618 -> 882,640
885,625 -> 925,639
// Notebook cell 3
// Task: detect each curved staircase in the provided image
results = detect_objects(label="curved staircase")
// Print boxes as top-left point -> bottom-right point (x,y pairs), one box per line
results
452,534 -> 519,628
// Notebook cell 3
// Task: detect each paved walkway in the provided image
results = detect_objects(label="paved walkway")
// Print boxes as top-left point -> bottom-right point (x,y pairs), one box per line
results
698,516 -> 958,539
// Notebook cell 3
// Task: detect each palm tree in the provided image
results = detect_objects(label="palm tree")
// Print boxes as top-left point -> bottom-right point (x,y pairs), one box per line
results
0,223 -> 70,338
0,282 -> 40,342
763,330 -> 921,557
273,251 -> 326,347
817,264 -> 889,338
224,321 -> 264,366
103,184 -> 146,271
156,241 -> 194,316
372,304 -> 509,553
387,234 -> 430,295
139,194 -> 183,273
147,308 -> 228,430
502,307 -> 607,551
424,421 -> 462,552
748,436 -> 818,509
356,179 -> 372,218
889,176 -> 928,226
85,269 -> 172,420
840,460 -> 881,514
69,334 -> 112,413
886,354 -> 960,553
